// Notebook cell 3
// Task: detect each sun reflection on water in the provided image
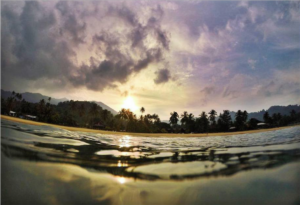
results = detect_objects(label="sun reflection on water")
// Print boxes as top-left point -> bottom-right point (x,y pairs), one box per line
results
117,160 -> 128,167
116,177 -> 126,184
119,135 -> 132,148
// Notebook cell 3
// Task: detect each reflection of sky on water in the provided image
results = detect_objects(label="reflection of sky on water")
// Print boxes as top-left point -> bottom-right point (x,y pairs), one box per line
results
117,160 -> 128,167
116,177 -> 127,184
2,154 -> 300,205
2,119 -> 300,204
118,135 -> 132,148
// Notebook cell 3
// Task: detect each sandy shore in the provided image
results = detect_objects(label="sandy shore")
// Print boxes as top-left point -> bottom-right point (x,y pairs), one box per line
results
1,115 -> 299,137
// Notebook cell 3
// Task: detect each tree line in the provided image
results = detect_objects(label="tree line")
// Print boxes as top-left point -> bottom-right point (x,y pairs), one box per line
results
1,92 -> 170,133
2,92 -> 300,133
169,109 -> 300,133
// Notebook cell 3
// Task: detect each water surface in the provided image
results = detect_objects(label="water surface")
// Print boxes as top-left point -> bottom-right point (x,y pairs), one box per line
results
2,119 -> 300,204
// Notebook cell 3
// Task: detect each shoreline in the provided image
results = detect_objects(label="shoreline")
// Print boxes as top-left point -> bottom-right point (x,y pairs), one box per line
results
1,115 -> 299,137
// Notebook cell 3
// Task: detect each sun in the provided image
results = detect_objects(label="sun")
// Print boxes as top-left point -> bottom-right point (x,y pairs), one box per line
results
122,96 -> 138,112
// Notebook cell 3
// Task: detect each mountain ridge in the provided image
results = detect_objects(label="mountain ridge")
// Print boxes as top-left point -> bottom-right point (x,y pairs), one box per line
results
228,104 -> 300,121
1,89 -> 118,115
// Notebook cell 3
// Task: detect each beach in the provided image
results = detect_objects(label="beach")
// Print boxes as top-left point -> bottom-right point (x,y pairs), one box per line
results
1,115 -> 299,137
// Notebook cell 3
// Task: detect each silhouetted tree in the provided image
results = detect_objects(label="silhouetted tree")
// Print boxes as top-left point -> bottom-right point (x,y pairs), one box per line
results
272,113 -> 282,126
248,118 -> 259,130
263,112 -> 272,124
208,109 -> 217,131
140,107 -> 145,114
290,110 -> 297,121
208,109 -> 217,125
242,110 -> 248,122
170,111 -> 179,127
196,112 -> 209,133
218,110 -> 232,131
180,111 -> 189,127
235,110 -> 247,130
187,113 -> 195,133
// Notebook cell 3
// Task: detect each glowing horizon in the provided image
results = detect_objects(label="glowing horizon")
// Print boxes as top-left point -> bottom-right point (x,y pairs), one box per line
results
1,1 -> 299,120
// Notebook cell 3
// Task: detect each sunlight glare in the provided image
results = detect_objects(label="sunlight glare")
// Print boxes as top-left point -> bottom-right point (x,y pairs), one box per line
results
122,96 -> 138,112
117,160 -> 128,167
117,177 -> 126,184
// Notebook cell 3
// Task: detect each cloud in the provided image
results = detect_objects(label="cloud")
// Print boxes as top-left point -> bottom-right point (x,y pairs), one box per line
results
199,86 -> 216,106
253,67 -> 300,101
154,68 -> 171,84
248,58 -> 257,69
1,1 -> 299,117
222,85 -> 239,99
201,86 -> 215,95
1,1 -> 171,92
2,1 -> 74,83
56,1 -> 87,45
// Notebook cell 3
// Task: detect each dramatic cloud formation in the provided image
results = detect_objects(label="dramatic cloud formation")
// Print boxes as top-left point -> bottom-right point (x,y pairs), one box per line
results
2,1 -> 170,92
1,1 -> 300,119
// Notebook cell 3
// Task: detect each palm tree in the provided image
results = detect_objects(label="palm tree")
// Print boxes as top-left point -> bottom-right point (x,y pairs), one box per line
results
37,99 -> 46,121
152,114 -> 160,124
263,112 -> 271,124
145,114 -> 152,124
218,110 -> 232,131
140,107 -> 145,114
118,108 -> 131,120
139,115 -> 144,121
140,107 -> 145,122
180,111 -> 189,126
16,93 -> 22,101
196,112 -> 209,133
182,112 -> 195,133
242,110 -> 248,123
6,96 -> 16,113
208,109 -> 217,125
235,110 -> 244,130
170,111 -> 179,127
44,97 -> 52,122
6,91 -> 22,113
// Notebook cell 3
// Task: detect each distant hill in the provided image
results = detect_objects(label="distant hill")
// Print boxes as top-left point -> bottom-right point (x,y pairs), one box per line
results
229,105 -> 300,121
92,101 -> 117,115
1,89 -> 117,115
1,89 -> 68,105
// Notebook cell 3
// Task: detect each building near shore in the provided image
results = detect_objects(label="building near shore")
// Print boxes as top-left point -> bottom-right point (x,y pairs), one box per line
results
229,127 -> 237,132
93,122 -> 105,129
257,123 -> 269,128
9,111 -> 16,117
25,115 -> 37,121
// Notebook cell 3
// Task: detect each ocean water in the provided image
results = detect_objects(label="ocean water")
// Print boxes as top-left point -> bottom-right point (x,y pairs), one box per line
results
1,119 -> 300,205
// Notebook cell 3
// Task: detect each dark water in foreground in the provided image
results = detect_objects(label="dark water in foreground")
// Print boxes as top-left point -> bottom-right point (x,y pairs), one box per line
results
2,119 -> 300,205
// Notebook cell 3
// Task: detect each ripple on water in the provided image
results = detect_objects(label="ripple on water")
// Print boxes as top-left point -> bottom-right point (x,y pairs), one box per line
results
96,150 -> 147,158
1,119 -> 300,181
128,161 -> 227,179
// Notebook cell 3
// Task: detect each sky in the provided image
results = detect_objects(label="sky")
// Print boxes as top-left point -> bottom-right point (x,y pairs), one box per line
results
1,1 -> 300,120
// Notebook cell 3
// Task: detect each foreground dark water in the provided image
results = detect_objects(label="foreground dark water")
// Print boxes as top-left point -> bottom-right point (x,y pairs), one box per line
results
2,119 -> 300,205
